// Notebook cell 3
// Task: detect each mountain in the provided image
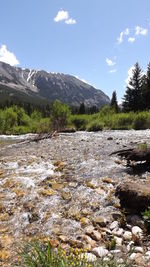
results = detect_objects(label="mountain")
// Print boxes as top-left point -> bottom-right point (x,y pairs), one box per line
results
0,62 -> 110,107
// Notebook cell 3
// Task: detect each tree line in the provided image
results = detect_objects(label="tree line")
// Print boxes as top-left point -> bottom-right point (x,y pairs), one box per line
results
122,62 -> 150,112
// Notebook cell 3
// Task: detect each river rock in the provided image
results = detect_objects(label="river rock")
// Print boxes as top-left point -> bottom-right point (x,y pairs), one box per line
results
69,239 -> 84,248
61,190 -> 72,200
80,217 -> 90,225
109,221 -> 119,230
80,253 -> 97,262
114,236 -> 123,246
134,253 -> 146,266
92,246 -> 108,258
82,235 -> 96,248
92,216 -> 107,227
129,252 -> 137,261
127,241 -> 134,252
90,230 -> 101,241
145,251 -> 150,260
39,188 -> 56,196
112,228 -> 124,237
116,181 -> 150,212
102,177 -> 115,185
132,226 -> 143,239
123,231 -> 132,241
59,235 -> 68,243
134,246 -> 144,253
85,225 -> 94,235
0,169 -> 4,178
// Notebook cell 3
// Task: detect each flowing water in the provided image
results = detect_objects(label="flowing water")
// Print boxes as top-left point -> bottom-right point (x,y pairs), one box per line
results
0,130 -> 150,266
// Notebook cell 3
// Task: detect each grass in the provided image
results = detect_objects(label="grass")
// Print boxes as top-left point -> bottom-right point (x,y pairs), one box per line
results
137,142 -> 148,152
16,242 -> 134,267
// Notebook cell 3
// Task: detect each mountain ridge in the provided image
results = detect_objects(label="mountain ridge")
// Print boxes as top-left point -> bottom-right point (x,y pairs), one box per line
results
0,61 -> 110,107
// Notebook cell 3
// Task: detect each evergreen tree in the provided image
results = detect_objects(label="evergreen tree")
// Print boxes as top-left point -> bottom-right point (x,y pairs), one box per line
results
110,90 -> 119,112
142,62 -> 150,110
78,102 -> 85,114
122,62 -> 143,112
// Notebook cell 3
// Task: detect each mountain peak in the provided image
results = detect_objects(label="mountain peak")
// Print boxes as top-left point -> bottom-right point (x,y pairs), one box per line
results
0,61 -> 110,107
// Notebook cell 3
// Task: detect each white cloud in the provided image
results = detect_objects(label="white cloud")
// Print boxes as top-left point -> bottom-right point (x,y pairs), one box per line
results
65,18 -> 76,25
125,65 -> 135,86
135,26 -> 148,36
54,9 -> 76,25
0,44 -> 19,66
106,57 -> 116,66
54,10 -> 69,22
109,69 -> 117,73
117,28 -> 130,44
128,37 -> 135,43
126,65 -> 145,87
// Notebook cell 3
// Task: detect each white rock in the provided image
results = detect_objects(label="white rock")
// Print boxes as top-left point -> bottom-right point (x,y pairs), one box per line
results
114,236 -> 123,246
129,252 -> 137,260
92,247 -> 108,258
132,226 -> 143,238
112,228 -> 124,237
109,221 -> 119,230
145,251 -> 150,260
80,253 -> 97,262
123,231 -> 132,241
127,241 -> 134,252
110,249 -> 121,254
117,258 -> 124,264
102,257 -> 110,262
134,246 -> 144,253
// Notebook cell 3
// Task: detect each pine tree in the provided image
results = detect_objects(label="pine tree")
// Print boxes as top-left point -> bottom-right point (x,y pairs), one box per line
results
123,62 -> 143,112
142,62 -> 150,110
78,102 -> 85,114
110,90 -> 119,112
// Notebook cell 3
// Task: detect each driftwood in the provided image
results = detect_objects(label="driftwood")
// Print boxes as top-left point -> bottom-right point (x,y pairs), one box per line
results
13,131 -> 58,147
110,146 -> 150,166
29,131 -> 58,143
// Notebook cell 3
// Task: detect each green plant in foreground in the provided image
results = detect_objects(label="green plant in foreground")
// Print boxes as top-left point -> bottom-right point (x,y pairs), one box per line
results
142,207 -> 150,233
137,142 -> 148,152
105,238 -> 116,251
17,242 -> 134,267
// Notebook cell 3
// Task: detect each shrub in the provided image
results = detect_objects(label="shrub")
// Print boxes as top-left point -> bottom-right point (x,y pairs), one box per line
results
86,120 -> 104,131
51,100 -> 71,131
3,107 -> 18,132
132,113 -> 149,130
71,114 -> 89,130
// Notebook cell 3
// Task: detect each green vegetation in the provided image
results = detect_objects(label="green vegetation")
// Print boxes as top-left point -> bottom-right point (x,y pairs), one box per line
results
51,100 -> 71,131
0,106 -> 50,134
142,207 -> 150,233
1,103 -> 150,134
19,242 -> 133,267
137,143 -> 148,152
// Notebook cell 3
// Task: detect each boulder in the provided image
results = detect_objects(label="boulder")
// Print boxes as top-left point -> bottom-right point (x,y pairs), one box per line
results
116,181 -> 150,212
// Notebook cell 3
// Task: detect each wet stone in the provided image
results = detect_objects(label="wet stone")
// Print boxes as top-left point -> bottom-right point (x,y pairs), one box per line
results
93,216 -> 108,227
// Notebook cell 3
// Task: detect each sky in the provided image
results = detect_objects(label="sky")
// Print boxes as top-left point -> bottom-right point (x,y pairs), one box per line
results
1,0 -> 150,102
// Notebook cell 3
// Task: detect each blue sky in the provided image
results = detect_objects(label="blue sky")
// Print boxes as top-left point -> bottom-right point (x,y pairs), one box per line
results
1,0 -> 150,102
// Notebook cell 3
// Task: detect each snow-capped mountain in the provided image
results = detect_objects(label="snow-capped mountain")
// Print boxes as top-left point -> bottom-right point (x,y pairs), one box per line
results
0,61 -> 110,107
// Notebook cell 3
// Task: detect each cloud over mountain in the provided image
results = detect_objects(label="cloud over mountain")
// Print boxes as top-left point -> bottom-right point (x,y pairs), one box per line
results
0,45 -> 19,66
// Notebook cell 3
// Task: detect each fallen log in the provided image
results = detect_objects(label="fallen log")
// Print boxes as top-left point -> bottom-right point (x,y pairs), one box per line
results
110,145 -> 150,166
29,131 -> 57,142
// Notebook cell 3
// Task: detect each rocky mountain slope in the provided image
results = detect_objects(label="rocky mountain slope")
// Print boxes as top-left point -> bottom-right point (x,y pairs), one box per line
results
0,61 -> 110,107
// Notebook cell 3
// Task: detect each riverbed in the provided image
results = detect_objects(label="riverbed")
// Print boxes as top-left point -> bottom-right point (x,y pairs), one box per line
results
0,130 -> 150,266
